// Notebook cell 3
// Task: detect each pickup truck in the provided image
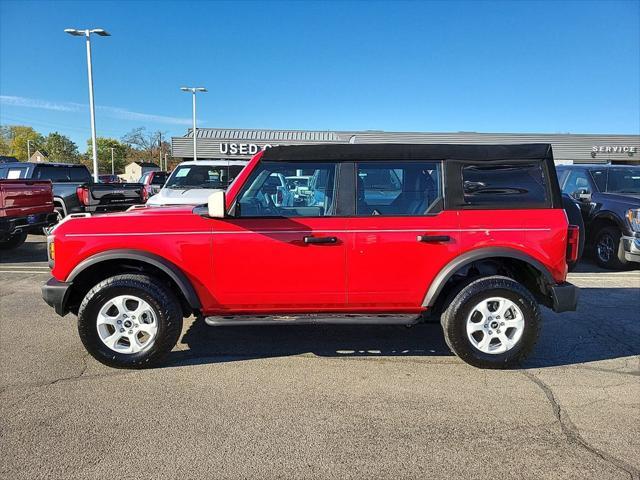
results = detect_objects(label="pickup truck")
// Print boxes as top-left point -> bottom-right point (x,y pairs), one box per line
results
42,143 -> 579,370
146,160 -> 247,206
0,162 -> 144,223
138,170 -> 168,202
557,164 -> 640,269
0,180 -> 57,249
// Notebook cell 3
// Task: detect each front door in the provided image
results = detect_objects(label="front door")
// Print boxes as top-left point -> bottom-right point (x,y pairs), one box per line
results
346,160 -> 460,310
210,160 -> 347,312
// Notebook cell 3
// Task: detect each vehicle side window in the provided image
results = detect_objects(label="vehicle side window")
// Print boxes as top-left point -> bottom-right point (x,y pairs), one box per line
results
589,169 -> 607,192
462,162 -> 548,207
4,167 -> 28,179
563,170 -> 593,196
151,173 -> 167,185
139,172 -> 149,184
69,166 -> 92,182
34,166 -> 70,181
356,161 -> 442,216
235,161 -> 337,217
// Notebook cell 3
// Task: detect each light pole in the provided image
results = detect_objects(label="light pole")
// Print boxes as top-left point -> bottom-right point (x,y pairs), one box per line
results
65,28 -> 110,182
27,139 -> 32,160
110,147 -> 115,175
180,86 -> 206,161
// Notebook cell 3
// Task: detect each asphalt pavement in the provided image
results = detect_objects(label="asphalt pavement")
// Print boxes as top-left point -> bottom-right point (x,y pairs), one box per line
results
1,236 -> 639,480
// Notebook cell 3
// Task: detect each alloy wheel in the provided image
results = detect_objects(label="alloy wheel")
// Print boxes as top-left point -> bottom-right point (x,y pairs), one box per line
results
96,295 -> 158,354
596,233 -> 614,263
466,297 -> 525,354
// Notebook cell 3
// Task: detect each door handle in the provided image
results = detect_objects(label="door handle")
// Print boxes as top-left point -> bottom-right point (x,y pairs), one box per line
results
417,235 -> 451,243
304,236 -> 338,245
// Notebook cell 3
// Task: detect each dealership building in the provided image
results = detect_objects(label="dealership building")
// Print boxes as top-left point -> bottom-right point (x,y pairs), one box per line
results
172,128 -> 640,165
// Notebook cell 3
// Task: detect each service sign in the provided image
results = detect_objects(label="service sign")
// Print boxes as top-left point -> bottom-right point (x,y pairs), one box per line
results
591,145 -> 637,154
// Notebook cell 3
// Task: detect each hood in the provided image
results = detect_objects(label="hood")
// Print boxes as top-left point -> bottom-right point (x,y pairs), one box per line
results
147,187 -> 222,206
595,192 -> 640,206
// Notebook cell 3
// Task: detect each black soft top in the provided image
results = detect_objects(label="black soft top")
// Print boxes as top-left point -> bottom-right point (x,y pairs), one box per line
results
261,143 -> 553,162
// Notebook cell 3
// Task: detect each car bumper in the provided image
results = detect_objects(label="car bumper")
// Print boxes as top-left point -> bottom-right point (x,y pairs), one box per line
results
621,235 -> 640,264
41,277 -> 72,317
0,212 -> 58,239
550,282 -> 579,313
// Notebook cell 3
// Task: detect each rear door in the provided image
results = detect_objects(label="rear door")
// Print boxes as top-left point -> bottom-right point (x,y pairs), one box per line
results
346,160 -> 460,310
210,160 -> 348,311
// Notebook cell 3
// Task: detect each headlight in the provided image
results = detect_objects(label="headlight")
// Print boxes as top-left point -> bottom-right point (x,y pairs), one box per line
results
626,208 -> 640,232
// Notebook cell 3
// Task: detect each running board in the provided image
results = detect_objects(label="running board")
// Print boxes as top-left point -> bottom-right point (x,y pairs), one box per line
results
204,314 -> 421,327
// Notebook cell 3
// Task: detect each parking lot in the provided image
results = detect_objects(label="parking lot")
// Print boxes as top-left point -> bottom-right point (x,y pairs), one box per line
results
0,235 -> 638,479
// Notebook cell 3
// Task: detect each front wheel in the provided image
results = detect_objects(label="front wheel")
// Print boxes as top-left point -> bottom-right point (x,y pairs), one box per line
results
594,226 -> 629,270
77,274 -> 183,368
0,230 -> 27,250
440,276 -> 541,369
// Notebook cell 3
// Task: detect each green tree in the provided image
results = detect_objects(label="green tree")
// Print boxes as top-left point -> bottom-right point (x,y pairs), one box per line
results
8,126 -> 44,160
43,132 -> 79,163
0,126 -> 12,156
85,137 -> 128,175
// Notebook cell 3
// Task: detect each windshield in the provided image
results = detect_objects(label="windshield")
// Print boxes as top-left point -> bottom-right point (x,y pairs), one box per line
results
165,165 -> 243,189
604,168 -> 640,194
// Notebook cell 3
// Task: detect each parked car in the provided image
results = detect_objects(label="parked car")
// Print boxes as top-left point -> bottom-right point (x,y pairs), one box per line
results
42,144 -> 579,370
0,162 -> 145,223
146,160 -> 247,206
556,164 -> 640,269
285,175 -> 312,204
0,179 -> 57,249
98,174 -> 121,184
139,171 -> 168,202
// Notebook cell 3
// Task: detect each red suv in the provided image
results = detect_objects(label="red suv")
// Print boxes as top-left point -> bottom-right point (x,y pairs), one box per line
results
42,144 -> 579,369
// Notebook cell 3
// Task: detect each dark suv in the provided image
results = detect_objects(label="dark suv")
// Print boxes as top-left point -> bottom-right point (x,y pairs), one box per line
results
557,164 -> 640,269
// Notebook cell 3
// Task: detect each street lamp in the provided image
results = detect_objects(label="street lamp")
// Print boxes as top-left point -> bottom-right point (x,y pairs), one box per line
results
65,28 -> 111,182
27,139 -> 32,160
180,86 -> 207,161
110,147 -> 115,175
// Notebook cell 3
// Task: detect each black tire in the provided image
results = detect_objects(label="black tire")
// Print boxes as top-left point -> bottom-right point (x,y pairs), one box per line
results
0,230 -> 28,250
562,194 -> 585,271
594,226 -> 629,270
77,274 -> 183,368
440,275 -> 541,369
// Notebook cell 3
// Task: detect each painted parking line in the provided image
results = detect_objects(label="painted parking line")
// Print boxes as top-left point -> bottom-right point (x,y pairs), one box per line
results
0,264 -> 49,268
0,271 -> 50,274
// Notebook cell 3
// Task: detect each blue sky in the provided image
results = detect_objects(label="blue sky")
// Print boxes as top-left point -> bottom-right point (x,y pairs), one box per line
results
1,0 -> 639,148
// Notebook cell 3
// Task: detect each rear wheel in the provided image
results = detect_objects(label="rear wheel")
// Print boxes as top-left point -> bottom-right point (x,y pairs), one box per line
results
440,276 -> 540,369
77,274 -> 183,368
0,230 -> 28,250
42,207 -> 64,234
594,226 -> 629,270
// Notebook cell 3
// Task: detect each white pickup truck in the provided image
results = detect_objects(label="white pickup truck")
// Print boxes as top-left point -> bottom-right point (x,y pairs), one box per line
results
146,160 -> 247,206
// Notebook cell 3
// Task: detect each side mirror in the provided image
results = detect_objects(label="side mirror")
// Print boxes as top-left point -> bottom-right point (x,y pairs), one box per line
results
572,188 -> 591,203
208,190 -> 226,218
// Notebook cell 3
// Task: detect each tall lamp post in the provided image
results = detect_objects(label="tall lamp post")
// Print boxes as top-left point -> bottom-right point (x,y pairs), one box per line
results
180,86 -> 206,161
110,147 -> 115,175
65,28 -> 111,182
27,139 -> 32,161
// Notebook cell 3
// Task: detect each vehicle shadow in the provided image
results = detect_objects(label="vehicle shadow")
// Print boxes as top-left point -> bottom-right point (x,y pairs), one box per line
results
168,321 -> 453,366
165,287 -> 640,369
0,235 -> 48,264
571,255 -> 639,273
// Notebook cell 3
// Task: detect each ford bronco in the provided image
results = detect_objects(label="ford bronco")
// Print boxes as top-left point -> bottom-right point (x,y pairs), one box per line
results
42,144 -> 579,369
